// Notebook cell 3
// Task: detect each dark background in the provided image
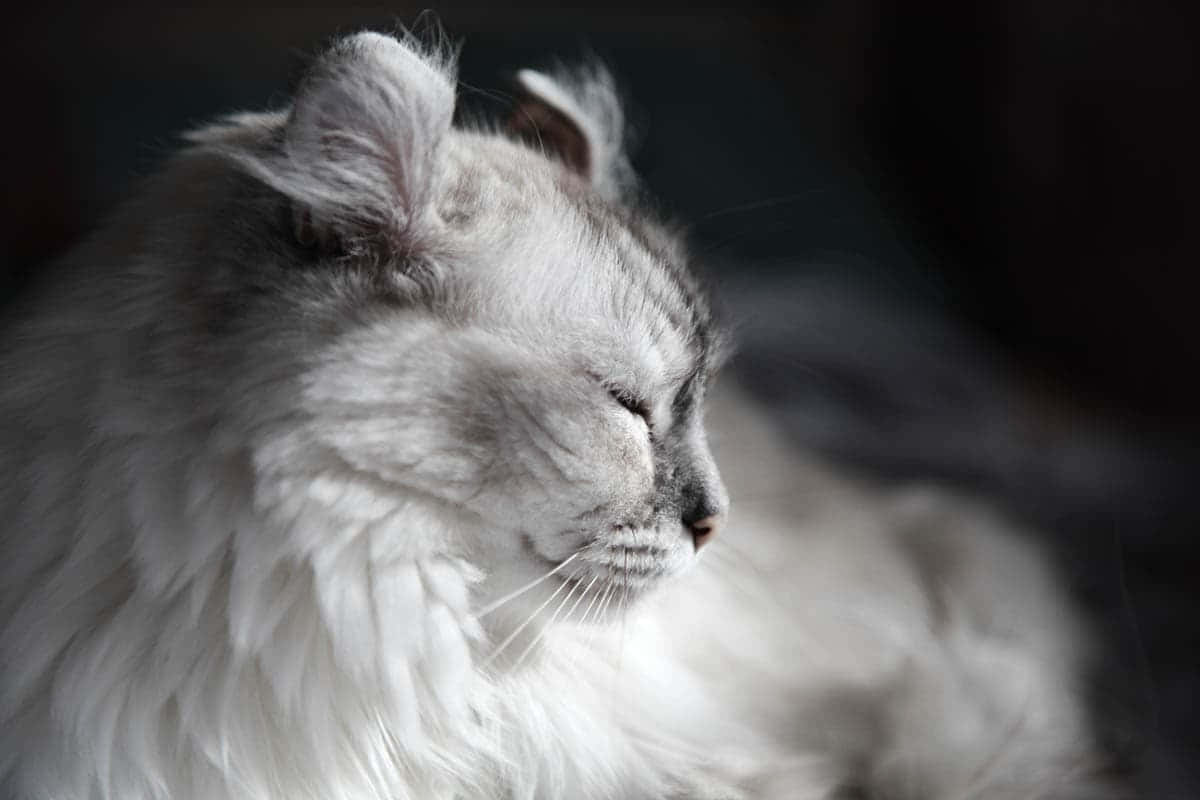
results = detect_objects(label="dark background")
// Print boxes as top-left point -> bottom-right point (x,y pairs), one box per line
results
3,4 -> 1197,795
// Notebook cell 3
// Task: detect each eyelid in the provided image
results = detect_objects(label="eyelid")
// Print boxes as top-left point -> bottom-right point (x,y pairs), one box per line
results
607,386 -> 651,423
586,370 -> 652,427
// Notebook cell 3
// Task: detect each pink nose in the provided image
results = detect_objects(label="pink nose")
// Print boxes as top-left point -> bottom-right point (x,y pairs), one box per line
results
689,514 -> 722,551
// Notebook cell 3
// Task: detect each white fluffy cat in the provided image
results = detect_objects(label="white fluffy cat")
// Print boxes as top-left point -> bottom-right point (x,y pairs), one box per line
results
0,31 -> 1119,799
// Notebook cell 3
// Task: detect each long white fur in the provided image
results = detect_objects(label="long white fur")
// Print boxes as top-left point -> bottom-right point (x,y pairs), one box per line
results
0,31 -> 1117,800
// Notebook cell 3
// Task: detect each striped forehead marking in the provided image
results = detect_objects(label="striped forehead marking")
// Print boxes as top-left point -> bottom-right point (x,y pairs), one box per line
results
571,196 -> 712,362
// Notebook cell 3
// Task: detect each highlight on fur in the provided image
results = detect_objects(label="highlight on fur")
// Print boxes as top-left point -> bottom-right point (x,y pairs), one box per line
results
0,29 -> 1123,799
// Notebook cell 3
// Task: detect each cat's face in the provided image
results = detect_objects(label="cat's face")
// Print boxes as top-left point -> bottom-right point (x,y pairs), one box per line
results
204,33 -> 726,624
430,135 -> 729,607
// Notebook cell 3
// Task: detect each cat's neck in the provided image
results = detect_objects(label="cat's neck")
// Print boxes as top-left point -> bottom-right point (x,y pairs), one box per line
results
2,414 -> 729,798
215,465 -> 717,798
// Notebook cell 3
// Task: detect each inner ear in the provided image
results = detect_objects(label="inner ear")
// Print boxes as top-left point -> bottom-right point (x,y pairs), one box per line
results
504,66 -> 630,200
508,92 -> 591,177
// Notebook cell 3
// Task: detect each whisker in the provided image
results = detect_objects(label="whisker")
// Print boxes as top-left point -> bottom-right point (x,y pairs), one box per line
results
692,189 -> 832,223
706,536 -> 776,579
585,582 -> 607,626
598,579 -> 625,653
699,544 -> 819,633
595,577 -> 619,625
574,573 -> 606,628
564,573 -> 600,624
617,551 -> 631,669
582,577 -> 617,665
483,565 -> 577,667
568,575 -> 614,676
476,551 -> 580,618
509,568 -> 589,671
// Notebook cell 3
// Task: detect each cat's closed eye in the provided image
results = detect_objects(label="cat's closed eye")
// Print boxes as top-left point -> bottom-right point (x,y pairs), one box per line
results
608,386 -> 651,427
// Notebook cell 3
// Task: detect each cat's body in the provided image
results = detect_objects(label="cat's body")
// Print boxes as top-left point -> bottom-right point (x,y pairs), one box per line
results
0,32 -> 1115,799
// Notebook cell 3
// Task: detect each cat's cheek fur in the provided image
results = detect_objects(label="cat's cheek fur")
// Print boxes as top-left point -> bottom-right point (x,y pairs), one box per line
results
274,315 -> 665,616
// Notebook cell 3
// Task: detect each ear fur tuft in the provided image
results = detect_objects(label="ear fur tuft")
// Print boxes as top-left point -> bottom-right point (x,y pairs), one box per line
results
223,31 -> 457,248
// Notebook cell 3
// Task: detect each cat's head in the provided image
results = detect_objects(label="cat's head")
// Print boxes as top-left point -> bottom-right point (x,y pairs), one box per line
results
189,32 -> 727,627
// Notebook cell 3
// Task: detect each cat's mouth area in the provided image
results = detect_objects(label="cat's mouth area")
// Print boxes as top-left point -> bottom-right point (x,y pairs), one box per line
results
527,523 -> 693,617
563,544 -> 674,586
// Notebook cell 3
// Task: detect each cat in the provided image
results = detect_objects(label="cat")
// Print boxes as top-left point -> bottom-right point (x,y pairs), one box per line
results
0,30 -> 1121,799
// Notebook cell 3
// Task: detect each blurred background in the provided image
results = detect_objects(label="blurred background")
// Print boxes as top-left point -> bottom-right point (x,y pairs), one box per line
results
4,4 -> 1197,795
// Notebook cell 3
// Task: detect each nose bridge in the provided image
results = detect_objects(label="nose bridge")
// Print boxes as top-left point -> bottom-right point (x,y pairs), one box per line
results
671,423 -> 728,522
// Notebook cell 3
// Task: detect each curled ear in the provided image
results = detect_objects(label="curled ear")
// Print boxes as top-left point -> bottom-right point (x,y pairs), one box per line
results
228,32 -> 456,248
508,64 -> 633,201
